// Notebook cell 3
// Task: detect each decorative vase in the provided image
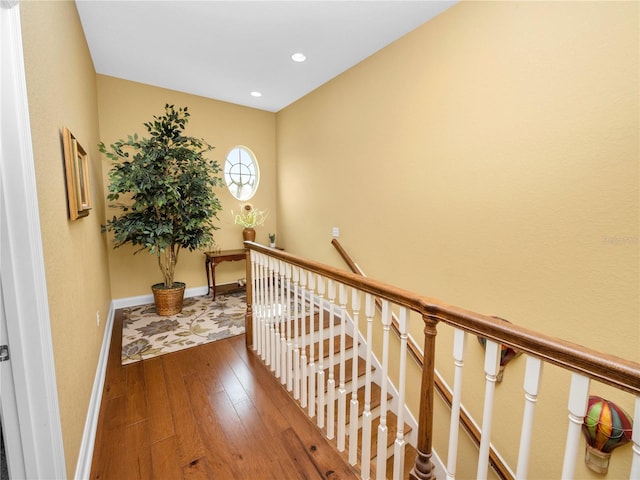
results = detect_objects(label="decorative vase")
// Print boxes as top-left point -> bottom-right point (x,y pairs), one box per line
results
242,228 -> 256,242
151,282 -> 186,316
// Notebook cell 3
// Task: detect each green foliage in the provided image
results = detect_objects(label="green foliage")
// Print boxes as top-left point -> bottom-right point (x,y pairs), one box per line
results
99,104 -> 223,287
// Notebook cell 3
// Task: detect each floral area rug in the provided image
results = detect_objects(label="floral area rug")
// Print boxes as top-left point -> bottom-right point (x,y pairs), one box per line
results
121,291 -> 246,365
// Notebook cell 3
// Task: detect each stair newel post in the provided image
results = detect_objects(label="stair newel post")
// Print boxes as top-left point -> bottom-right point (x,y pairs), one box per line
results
337,283 -> 348,452
307,272 -> 317,418
284,262 -> 293,391
361,293 -> 376,480
376,300 -> 392,479
348,288 -> 362,466
291,266 -> 301,400
410,310 -> 438,480
393,307 -> 409,480
316,275 -> 327,429
299,269 -> 309,409
245,248 -> 254,349
327,279 -> 337,439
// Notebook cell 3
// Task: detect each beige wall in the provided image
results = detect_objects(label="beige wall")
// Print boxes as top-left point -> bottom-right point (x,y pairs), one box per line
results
97,77 -> 277,299
20,0 -> 113,476
276,2 -> 638,478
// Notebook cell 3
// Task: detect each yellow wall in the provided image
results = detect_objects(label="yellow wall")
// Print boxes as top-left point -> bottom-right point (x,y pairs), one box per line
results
276,2 -> 638,478
97,76 -> 277,299
17,0 -> 639,477
20,1 -> 112,475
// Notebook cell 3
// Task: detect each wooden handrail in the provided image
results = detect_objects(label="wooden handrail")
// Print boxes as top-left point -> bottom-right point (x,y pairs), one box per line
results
248,241 -> 640,395
332,238 -> 512,480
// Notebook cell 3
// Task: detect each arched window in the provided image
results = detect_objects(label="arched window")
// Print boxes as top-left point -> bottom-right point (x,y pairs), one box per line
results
224,146 -> 259,200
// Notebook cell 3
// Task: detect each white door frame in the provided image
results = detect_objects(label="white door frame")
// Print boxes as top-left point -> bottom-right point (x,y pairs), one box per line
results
0,0 -> 66,477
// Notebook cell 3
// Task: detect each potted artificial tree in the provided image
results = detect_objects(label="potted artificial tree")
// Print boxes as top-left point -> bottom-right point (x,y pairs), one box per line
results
100,104 -> 223,315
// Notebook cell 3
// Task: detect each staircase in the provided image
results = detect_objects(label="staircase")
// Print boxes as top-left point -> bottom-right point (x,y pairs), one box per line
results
311,311 -> 417,479
251,268 -> 418,479
245,244 -> 640,480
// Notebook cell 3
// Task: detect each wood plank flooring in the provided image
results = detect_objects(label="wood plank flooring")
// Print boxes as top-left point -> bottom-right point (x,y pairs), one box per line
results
90,306 -> 359,479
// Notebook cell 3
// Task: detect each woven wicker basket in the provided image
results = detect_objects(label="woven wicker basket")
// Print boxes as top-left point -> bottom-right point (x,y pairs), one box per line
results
152,282 -> 186,316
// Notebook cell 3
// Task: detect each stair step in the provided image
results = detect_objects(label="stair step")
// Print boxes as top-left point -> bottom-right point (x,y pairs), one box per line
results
385,443 -> 418,479
355,412 -> 413,460
321,356 -> 368,388
300,311 -> 340,333
305,334 -> 354,362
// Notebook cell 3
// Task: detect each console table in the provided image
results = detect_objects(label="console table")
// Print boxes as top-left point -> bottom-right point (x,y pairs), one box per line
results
204,249 -> 246,299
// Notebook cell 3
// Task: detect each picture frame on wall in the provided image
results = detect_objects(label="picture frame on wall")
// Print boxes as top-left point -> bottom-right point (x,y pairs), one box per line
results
62,127 -> 92,220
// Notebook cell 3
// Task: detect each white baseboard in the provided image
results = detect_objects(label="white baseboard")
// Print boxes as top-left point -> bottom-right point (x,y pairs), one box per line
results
73,302 -> 115,480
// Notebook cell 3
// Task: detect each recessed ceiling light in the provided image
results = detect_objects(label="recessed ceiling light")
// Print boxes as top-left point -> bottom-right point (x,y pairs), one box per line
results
291,52 -> 306,63
250,91 -> 262,97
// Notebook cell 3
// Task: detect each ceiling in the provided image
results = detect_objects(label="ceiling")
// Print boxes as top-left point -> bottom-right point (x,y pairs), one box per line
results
75,1 -> 456,112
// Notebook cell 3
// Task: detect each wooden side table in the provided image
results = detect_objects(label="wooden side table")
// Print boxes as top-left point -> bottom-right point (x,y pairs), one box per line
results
204,249 -> 246,299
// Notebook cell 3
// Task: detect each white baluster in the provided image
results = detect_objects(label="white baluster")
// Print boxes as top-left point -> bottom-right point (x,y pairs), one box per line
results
316,275 -> 326,429
307,272 -> 316,418
630,396 -> 640,478
259,253 -> 267,359
285,263 -> 293,391
516,356 -> 544,479
337,283 -> 348,452
477,339 -> 501,480
269,258 -> 284,378
250,251 -> 259,353
259,254 -> 268,361
326,279 -> 336,439
561,373 -> 590,479
266,257 -> 278,371
348,288 -> 361,466
376,300 -> 391,479
292,266 -> 301,400
279,261 -> 287,385
446,328 -> 467,480
299,270 -> 309,409
361,293 -> 375,480
392,307 -> 409,480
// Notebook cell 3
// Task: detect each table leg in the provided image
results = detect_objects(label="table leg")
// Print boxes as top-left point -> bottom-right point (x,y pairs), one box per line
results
211,261 -> 217,299
205,256 -> 212,295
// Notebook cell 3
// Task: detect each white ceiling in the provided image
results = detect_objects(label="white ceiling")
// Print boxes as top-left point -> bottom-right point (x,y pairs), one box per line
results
76,0 -> 456,112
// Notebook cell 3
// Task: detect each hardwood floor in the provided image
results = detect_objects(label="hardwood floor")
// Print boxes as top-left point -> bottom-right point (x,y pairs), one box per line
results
90,307 -> 359,479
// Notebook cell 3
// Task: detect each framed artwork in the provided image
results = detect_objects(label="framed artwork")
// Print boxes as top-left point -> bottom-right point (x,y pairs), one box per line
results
62,127 -> 92,220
